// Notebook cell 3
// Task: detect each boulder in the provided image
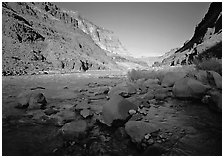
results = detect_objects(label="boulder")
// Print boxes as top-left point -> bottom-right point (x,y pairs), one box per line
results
89,104 -> 103,114
162,71 -> 186,87
108,83 -> 128,97
126,82 -> 137,94
125,121 -> 158,143
126,97 -> 142,107
16,91 -> 47,109
102,94 -> 138,126
192,70 -> 208,84
173,77 -> 210,99
80,109 -> 93,118
143,78 -> 160,88
207,71 -> 222,89
135,79 -> 148,94
61,120 -> 87,140
142,91 -> 155,100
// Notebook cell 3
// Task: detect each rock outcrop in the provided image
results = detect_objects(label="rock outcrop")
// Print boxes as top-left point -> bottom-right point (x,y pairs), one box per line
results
159,2 -> 222,66
2,2 -> 147,76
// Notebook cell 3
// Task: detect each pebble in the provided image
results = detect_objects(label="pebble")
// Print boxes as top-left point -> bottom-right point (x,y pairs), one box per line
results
144,133 -> 151,140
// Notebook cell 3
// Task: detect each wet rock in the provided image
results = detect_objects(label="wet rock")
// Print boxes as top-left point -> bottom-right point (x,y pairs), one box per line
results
173,77 -> 210,99
16,91 -> 47,109
80,109 -> 93,118
61,120 -> 87,140
102,94 -> 137,126
125,121 -> 157,143
162,71 -> 186,87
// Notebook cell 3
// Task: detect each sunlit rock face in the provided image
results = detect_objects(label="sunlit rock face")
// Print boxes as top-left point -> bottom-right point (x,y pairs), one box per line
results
63,9 -> 129,56
160,2 -> 222,66
2,2 -> 141,76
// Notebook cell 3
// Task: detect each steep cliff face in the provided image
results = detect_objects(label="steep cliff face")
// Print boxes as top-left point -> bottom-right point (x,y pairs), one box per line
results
63,9 -> 129,56
161,2 -> 222,66
2,2 -> 141,76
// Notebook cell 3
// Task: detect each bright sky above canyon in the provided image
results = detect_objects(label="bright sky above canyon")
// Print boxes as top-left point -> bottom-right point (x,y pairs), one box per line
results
56,2 -> 210,57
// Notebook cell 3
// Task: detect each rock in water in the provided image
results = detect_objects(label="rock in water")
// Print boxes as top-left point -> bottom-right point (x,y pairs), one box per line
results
16,91 -> 47,109
162,71 -> 186,87
28,93 -> 47,109
61,120 -> 87,140
102,94 -> 137,126
125,121 -> 157,143
173,77 -> 210,99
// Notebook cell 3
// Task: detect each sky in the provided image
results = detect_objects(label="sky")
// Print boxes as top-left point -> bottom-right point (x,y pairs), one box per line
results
55,2 -> 211,57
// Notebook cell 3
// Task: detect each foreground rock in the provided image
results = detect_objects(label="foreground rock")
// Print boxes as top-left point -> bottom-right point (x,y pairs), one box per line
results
61,120 -> 87,140
207,71 -> 222,89
125,121 -> 158,143
102,94 -> 137,126
16,91 -> 47,109
173,77 -> 210,99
